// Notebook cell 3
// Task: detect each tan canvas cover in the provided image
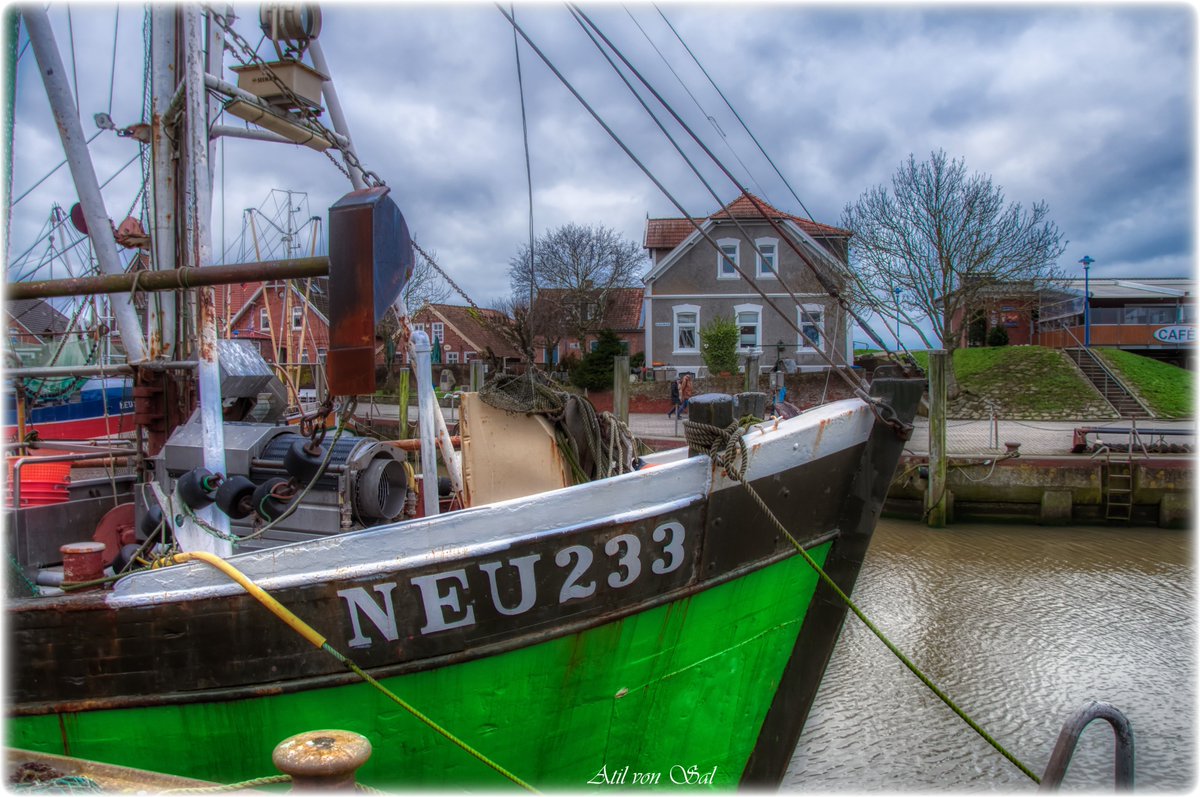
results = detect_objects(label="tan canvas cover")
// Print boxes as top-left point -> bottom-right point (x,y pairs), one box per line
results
458,392 -> 571,506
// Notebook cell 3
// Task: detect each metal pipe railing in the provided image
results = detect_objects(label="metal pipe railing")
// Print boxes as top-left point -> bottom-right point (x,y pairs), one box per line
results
7,257 -> 329,301
6,452 -> 129,508
1039,700 -> 1134,791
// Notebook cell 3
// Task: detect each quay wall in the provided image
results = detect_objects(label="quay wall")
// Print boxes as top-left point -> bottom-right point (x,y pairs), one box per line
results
885,455 -> 1193,528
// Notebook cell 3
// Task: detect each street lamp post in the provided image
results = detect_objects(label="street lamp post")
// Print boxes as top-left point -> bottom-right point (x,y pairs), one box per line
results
893,286 -> 902,341
1079,256 -> 1095,347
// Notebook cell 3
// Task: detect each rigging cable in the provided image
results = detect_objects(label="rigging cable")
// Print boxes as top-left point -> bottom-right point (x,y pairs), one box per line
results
565,7 -> 887,384
66,5 -> 79,118
569,4 -> 908,362
498,5 -> 874,401
569,7 -> 849,363
107,5 -> 118,115
11,130 -> 103,208
511,3 -> 538,313
651,4 -> 918,351
654,3 -> 816,224
623,5 -> 768,200
652,3 -> 912,352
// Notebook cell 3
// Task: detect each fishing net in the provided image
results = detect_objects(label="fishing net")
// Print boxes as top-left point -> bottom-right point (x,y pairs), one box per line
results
9,762 -> 101,793
13,337 -> 99,400
477,370 -> 638,483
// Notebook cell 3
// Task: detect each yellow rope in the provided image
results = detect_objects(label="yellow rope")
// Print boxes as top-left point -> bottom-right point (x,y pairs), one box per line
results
173,552 -> 538,792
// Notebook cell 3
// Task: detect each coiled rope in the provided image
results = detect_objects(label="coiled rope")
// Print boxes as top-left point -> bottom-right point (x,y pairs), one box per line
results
682,417 -> 1042,785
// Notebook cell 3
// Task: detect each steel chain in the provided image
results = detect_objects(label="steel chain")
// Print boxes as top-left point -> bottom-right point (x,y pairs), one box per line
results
412,241 -> 485,315
203,5 -> 385,187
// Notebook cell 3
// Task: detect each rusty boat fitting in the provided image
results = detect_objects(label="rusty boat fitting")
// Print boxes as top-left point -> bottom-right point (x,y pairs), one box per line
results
272,729 -> 373,791
326,186 -> 412,396
59,542 -> 107,587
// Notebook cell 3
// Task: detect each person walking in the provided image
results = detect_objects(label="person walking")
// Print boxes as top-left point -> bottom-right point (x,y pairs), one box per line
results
679,373 -> 694,417
667,377 -> 682,418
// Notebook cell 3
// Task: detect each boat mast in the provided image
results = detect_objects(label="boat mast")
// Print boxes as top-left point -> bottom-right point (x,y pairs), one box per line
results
148,6 -> 177,359
22,7 -> 149,365
181,4 -> 233,551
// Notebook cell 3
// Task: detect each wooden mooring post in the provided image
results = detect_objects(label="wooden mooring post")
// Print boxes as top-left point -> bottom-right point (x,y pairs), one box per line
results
613,355 -> 630,425
927,349 -> 949,527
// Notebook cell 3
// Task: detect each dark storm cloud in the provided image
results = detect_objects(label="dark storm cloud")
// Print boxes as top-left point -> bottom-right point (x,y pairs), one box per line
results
8,2 -> 1193,321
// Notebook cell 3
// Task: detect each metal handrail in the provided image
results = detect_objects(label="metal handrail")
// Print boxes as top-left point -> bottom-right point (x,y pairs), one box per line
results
1039,700 -> 1134,791
6,452 -> 130,508
1071,347 -> 1154,418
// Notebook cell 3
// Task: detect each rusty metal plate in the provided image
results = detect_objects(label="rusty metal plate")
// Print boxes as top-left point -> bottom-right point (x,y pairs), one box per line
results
326,187 -> 412,396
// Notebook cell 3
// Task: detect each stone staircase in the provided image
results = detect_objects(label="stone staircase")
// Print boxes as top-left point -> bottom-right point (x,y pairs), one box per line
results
1064,348 -> 1152,419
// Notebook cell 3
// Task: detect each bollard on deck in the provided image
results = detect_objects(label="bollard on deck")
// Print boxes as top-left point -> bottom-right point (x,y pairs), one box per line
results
273,729 -> 373,791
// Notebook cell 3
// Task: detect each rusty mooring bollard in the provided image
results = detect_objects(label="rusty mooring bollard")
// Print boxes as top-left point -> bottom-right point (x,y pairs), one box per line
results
272,730 -> 373,791
60,542 -> 107,587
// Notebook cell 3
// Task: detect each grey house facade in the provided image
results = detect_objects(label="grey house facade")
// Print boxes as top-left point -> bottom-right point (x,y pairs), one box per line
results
642,193 -> 853,374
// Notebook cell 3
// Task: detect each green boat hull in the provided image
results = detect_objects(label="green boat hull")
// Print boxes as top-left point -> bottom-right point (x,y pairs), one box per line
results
9,544 -> 829,788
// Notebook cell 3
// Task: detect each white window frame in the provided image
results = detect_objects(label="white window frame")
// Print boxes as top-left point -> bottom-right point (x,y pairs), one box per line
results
259,307 -> 269,330
447,350 -> 459,364
431,322 -> 444,342
755,237 -> 779,279
733,303 -> 762,352
291,306 -> 303,330
797,303 -> 824,352
672,304 -> 700,355
716,238 -> 740,280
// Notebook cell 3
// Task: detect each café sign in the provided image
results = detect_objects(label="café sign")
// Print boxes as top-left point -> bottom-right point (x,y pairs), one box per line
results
1153,325 -> 1195,344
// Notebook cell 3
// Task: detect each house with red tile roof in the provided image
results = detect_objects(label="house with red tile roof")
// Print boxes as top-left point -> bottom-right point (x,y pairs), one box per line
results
407,303 -> 524,369
532,287 -> 645,365
642,192 -> 853,374
215,278 -> 332,365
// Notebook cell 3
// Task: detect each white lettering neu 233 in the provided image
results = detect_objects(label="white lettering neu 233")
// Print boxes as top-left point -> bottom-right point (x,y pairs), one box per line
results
337,521 -> 686,648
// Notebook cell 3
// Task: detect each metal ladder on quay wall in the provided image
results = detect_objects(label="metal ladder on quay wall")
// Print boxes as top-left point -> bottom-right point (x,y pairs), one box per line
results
1100,423 -> 1149,523
1104,451 -> 1133,522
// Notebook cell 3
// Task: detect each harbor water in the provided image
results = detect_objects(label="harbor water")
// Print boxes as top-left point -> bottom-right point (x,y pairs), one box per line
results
786,518 -> 1193,791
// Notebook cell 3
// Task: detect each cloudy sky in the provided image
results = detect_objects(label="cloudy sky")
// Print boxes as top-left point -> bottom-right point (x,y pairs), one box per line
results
8,2 -> 1195,348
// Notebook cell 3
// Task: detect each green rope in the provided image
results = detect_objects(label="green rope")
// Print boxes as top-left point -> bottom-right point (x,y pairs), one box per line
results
684,418 -> 1043,785
174,541 -> 539,792
322,644 -> 540,793
160,774 -> 291,793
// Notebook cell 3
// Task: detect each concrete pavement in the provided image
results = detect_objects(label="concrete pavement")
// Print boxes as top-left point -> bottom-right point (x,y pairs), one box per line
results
359,400 -> 1193,457
627,411 -> 1195,456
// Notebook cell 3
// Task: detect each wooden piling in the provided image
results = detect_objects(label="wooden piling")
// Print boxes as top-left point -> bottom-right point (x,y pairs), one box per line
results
744,354 -> 760,393
687,394 -> 734,456
927,350 -> 949,527
613,355 -> 630,425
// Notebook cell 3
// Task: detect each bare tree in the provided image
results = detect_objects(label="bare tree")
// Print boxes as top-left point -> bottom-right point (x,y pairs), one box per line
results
396,242 -> 453,315
509,223 -> 646,347
841,150 -> 1066,395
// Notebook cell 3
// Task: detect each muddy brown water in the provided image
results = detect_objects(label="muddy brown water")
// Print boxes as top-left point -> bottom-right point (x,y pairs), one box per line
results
785,518 -> 1193,791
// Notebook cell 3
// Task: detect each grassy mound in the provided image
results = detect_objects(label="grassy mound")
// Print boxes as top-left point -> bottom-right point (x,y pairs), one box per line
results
905,347 -> 1115,418
1094,348 -> 1193,418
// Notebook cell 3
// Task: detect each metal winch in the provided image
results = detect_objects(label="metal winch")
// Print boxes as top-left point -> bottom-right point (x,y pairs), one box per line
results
153,420 -> 410,550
